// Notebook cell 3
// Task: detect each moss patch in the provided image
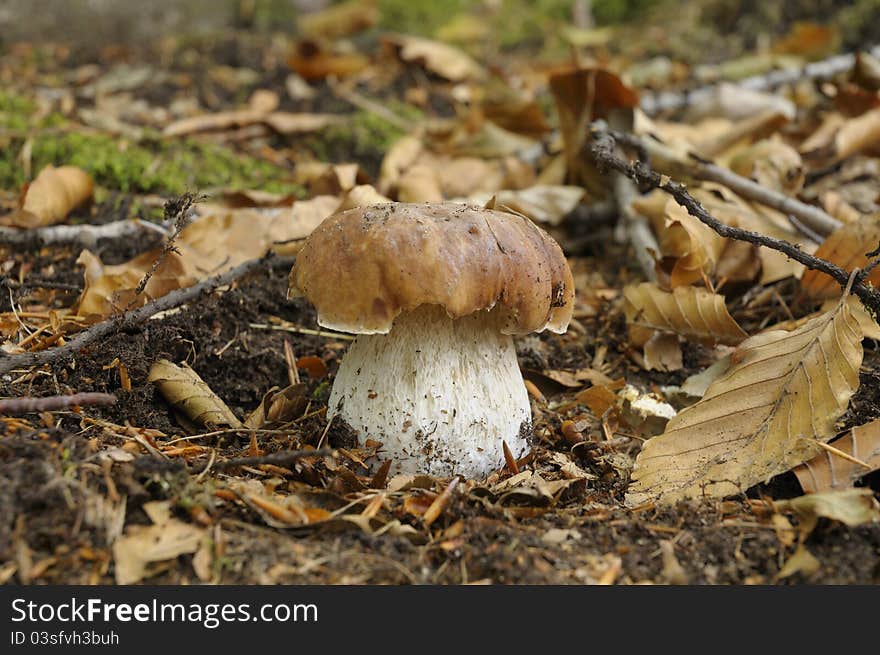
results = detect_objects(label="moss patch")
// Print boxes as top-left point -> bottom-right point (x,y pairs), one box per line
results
0,90 -> 303,195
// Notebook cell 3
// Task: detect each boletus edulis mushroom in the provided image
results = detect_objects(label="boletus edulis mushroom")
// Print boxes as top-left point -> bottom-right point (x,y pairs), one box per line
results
290,202 -> 574,478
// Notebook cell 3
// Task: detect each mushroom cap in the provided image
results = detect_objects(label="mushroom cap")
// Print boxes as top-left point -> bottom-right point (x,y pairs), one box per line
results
290,202 -> 574,335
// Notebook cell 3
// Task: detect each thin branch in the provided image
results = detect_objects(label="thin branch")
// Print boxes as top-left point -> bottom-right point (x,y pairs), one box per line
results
129,193 -> 201,304
0,253 -> 295,377
0,392 -> 116,414
640,44 -> 880,116
0,219 -> 169,249
588,126 -> 880,315
608,128 -> 842,237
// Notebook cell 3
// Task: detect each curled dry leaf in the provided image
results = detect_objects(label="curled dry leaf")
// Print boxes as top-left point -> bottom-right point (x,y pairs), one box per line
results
148,359 -> 243,429
244,384 -> 309,429
623,282 -> 747,346
627,295 -> 866,506
793,419 -> 880,493
548,66 -> 638,193
4,165 -> 94,228
800,213 -> 880,300
382,34 -> 486,82
658,197 -> 727,287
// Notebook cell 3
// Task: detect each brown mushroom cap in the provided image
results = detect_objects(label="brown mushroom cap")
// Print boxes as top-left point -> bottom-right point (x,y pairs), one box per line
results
290,202 -> 575,335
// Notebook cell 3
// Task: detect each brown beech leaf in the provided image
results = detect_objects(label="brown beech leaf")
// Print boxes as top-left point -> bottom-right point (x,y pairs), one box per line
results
113,501 -> 205,584
382,34 -> 486,82
623,282 -> 747,346
793,419 -> 880,493
549,66 -> 638,193
643,332 -> 683,372
626,294 -> 867,506
659,198 -> 727,287
774,488 -> 880,534
460,185 -> 585,226
727,139 -> 805,195
163,109 -> 341,137
4,165 -> 94,228
148,359 -> 243,429
337,184 -> 392,211
800,213 -> 880,300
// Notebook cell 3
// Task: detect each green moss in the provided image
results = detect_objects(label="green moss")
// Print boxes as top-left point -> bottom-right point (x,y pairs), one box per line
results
303,105 -> 419,170
0,89 -> 38,131
1,130 -> 304,196
378,0 -> 471,36
1,88 -> 304,195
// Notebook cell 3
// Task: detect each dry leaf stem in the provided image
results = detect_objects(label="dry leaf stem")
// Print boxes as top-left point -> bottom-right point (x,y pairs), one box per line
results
0,253 -> 295,376
590,127 -> 880,315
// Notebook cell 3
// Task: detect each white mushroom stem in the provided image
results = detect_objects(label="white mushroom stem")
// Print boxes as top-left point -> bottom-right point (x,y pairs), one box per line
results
327,305 -> 532,478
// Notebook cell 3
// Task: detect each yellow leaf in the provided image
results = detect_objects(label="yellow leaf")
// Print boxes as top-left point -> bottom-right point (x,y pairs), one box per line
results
623,282 -> 747,346
626,295 -> 866,505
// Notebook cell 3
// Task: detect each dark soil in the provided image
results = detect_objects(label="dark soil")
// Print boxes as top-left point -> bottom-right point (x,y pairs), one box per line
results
2,249 -> 879,585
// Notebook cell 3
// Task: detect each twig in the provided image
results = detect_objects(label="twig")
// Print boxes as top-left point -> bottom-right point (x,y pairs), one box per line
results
608,128 -> 842,237
640,44 -> 880,116
0,392 -> 116,414
0,253 -> 295,376
129,193 -> 201,304
0,219 -> 169,249
588,127 -> 880,315
192,447 -> 335,473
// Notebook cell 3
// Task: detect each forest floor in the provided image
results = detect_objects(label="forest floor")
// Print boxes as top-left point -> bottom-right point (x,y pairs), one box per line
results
2,0 -> 879,585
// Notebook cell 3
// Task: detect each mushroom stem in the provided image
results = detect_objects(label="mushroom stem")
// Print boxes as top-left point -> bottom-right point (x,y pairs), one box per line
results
327,305 -> 532,478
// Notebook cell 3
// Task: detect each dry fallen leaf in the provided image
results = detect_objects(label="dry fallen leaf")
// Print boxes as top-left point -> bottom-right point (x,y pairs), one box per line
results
459,185 -> 585,226
4,165 -> 94,228
643,332 -> 683,372
112,500 -> 205,584
658,197 -> 728,287
800,213 -> 880,300
383,34 -> 486,82
623,282 -> 747,346
627,294 -> 866,505
775,488 -> 880,534
549,66 -> 638,193
148,359 -> 243,429
793,419 -> 880,493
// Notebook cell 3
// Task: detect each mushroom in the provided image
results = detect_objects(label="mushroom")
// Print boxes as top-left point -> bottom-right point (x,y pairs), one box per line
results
290,202 -> 574,478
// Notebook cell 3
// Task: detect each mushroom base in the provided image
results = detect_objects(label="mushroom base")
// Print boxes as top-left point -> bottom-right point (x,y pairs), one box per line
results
327,305 -> 532,478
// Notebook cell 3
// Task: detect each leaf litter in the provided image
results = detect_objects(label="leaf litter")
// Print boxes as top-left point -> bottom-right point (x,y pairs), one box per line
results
1,3 -> 880,586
